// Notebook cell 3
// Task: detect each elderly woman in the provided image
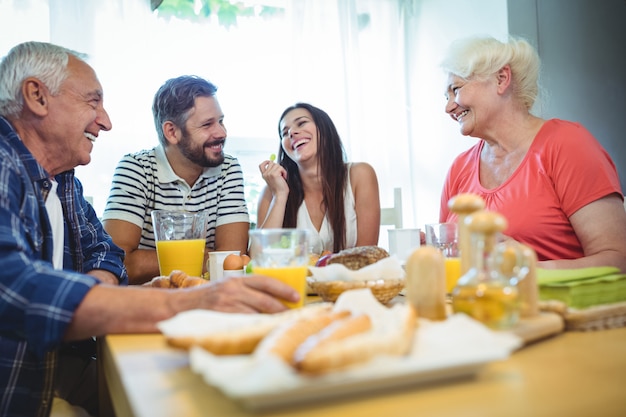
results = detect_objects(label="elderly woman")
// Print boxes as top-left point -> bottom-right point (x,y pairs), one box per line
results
439,36 -> 626,272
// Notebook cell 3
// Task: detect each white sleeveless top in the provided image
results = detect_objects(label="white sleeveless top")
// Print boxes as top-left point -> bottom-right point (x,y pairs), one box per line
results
296,164 -> 357,252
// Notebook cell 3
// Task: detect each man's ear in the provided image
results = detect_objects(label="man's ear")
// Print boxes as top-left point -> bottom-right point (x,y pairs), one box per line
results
496,65 -> 512,93
21,77 -> 49,116
162,120 -> 181,145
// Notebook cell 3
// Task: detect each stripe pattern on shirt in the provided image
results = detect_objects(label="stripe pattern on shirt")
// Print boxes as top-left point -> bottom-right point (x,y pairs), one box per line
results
102,146 -> 250,250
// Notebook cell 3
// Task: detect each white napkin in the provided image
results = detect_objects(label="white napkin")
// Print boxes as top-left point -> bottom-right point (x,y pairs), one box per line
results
308,256 -> 405,282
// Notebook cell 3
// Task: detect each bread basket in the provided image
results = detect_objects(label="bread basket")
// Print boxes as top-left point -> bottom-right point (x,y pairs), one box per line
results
307,278 -> 405,304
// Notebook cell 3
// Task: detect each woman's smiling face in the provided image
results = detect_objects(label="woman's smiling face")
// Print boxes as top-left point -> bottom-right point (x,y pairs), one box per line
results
279,107 -> 318,163
444,72 -> 502,139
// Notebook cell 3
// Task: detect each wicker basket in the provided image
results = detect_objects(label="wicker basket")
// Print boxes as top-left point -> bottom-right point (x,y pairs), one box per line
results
307,278 -> 405,304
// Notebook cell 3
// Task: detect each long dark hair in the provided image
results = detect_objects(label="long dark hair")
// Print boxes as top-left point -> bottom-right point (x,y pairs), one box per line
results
277,103 -> 348,252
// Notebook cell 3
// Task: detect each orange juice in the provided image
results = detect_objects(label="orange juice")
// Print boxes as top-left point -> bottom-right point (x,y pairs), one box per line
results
444,257 -> 462,294
156,239 -> 205,276
252,266 -> 308,308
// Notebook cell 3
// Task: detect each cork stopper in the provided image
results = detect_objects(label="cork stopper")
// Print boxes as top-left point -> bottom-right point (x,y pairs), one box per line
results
465,210 -> 507,254
466,210 -> 508,235
448,193 -> 486,215
448,193 -> 485,275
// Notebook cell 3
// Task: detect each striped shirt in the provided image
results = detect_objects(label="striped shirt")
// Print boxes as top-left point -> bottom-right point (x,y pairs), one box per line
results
0,117 -> 128,416
102,145 -> 250,250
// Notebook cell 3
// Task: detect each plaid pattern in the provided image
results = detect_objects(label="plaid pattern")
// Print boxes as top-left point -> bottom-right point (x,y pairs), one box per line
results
0,117 -> 128,416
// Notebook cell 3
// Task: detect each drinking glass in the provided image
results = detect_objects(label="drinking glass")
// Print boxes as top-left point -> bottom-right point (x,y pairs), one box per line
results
425,222 -> 460,294
248,229 -> 310,308
151,210 -> 209,277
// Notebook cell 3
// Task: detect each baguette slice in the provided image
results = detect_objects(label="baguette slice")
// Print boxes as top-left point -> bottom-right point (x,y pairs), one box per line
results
254,310 -> 351,363
148,276 -> 172,288
166,303 -> 333,354
293,313 -> 372,365
169,270 -> 189,287
295,305 -> 417,374
181,276 -> 208,288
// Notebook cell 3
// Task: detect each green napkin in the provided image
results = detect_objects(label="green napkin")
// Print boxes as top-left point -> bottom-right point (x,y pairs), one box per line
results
536,267 -> 626,309
536,266 -> 620,284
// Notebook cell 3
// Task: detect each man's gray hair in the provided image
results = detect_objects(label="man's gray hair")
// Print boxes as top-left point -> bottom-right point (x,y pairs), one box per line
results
0,41 -> 87,117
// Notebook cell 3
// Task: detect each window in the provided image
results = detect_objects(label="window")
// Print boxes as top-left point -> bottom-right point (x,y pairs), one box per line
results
1,0 -> 509,245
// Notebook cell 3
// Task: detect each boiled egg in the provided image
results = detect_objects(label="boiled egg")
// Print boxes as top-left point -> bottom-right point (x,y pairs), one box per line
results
223,254 -> 244,271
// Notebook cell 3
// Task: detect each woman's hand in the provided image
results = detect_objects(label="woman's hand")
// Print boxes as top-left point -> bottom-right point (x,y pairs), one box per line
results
259,158 -> 289,198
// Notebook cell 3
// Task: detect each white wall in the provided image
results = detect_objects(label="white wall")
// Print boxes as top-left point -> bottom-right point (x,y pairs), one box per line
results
508,0 -> 626,189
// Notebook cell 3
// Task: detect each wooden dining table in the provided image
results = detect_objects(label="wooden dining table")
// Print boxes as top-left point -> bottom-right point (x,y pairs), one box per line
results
97,307 -> 626,417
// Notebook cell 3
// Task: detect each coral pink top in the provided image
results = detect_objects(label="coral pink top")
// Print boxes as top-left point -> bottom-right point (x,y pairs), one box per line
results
440,119 -> 623,261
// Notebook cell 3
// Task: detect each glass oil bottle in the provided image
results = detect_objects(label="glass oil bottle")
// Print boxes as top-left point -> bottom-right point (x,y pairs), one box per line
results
451,210 -> 520,330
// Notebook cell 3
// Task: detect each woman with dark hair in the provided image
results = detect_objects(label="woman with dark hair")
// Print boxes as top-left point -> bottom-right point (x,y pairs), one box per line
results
257,103 -> 380,253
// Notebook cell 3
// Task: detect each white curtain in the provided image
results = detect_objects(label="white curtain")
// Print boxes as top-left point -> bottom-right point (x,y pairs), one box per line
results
0,0 -> 509,246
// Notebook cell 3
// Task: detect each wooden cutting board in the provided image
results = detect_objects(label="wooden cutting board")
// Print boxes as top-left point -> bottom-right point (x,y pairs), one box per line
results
437,299 -> 565,346
508,312 -> 564,345
540,300 -> 626,331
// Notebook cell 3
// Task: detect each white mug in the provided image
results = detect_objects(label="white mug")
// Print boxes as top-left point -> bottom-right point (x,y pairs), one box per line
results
207,250 -> 241,281
388,228 -> 421,263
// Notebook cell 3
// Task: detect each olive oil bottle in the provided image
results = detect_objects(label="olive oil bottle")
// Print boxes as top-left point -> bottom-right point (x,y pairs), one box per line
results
451,210 -> 520,330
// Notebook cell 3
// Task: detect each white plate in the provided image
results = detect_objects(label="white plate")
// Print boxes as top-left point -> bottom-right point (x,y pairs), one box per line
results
232,353 -> 495,410
187,314 -> 521,411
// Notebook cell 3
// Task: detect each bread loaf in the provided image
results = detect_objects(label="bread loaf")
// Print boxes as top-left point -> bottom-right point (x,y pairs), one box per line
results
168,320 -> 281,354
147,270 -> 209,289
295,305 -> 417,374
167,303 -> 334,354
181,276 -> 208,288
293,314 -> 372,369
327,246 -> 389,270
169,270 -> 188,287
254,310 -> 351,363
149,276 -> 173,288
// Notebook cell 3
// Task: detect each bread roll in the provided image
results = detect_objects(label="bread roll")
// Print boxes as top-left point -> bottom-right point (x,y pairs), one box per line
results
149,276 -> 172,288
168,321 -> 280,354
181,276 -> 208,288
327,246 -> 389,270
293,314 -> 372,366
295,305 -> 417,374
254,310 -> 351,363
169,270 -> 188,287
166,303 -> 333,354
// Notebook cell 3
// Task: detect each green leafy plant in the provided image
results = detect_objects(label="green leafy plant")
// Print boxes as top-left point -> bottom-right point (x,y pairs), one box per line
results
150,0 -> 284,28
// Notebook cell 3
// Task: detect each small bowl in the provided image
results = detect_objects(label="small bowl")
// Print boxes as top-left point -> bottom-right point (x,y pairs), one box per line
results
307,278 -> 405,304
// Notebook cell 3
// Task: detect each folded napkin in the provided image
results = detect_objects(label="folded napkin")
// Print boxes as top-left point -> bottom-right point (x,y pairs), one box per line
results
308,256 -> 405,282
537,267 -> 626,309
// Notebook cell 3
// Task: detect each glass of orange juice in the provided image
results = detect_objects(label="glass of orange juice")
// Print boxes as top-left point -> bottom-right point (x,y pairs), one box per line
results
248,229 -> 310,308
151,210 -> 209,277
425,222 -> 460,294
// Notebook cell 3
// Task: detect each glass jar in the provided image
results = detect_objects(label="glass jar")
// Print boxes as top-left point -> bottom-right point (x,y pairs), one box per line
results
451,211 -> 520,330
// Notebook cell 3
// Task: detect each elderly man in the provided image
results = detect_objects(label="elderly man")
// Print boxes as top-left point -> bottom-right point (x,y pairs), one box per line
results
0,41 -> 298,416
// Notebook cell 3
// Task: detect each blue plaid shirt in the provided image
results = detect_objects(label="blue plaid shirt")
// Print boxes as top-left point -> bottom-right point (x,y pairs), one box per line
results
0,117 -> 128,416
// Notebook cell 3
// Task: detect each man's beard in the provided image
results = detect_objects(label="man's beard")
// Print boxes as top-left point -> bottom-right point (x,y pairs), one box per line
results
179,134 -> 224,167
